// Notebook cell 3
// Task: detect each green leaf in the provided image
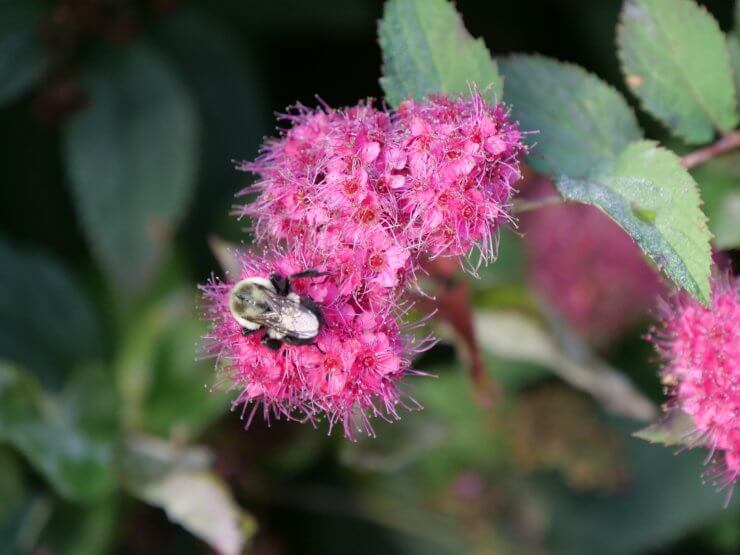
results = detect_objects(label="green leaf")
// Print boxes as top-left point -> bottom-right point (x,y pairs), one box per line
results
499,55 -> 642,178
0,1 -> 48,104
691,151 -> 740,250
37,498 -> 119,555
153,7 -> 268,238
340,412 -> 446,473
0,240 -> 101,388
730,35 -> 740,114
115,290 -> 226,437
139,470 -> 255,554
346,349 -> 549,485
378,0 -> 502,107
548,418 -> 739,555
633,408 -> 699,447
0,448 -> 25,523
474,310 -> 656,421
730,3 -> 740,112
395,366 -> 506,484
0,460 -> 33,552
122,436 -> 256,555
617,0 -> 738,144
142,318 -> 226,439
555,141 -> 712,305
0,362 -> 117,502
63,42 -> 199,292
0,494 -> 52,554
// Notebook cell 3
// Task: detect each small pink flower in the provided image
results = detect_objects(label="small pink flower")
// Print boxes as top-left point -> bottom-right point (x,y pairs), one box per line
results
364,231 -> 410,288
356,331 -> 401,377
651,275 -> 740,491
301,334 -> 359,396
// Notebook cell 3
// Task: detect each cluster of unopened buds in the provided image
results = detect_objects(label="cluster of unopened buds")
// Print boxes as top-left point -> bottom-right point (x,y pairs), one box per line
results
200,91 -> 526,437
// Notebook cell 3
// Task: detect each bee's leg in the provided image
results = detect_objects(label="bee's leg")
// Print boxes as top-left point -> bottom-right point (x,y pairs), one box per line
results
269,273 -> 290,296
261,335 -> 283,351
290,269 -> 329,280
282,335 -> 315,346
241,326 -> 260,337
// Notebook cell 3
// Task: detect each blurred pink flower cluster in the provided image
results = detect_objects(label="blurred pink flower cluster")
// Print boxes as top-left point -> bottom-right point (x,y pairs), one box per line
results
520,179 -> 665,346
651,276 -> 740,490
201,92 -> 525,437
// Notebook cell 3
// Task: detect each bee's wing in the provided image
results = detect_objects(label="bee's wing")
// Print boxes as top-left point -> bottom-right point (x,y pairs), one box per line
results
244,289 -> 298,335
238,288 -> 284,327
253,289 -> 319,339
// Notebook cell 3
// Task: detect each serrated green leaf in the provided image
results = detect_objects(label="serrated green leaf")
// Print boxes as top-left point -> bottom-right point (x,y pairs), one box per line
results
0,362 -> 117,502
378,0 -> 502,107
691,151 -> 740,250
618,0 -> 738,144
0,1 -> 48,104
122,436 -> 256,555
63,42 -> 199,292
499,55 -> 642,177
0,240 -> 101,388
556,141 -> 711,305
633,408 -> 699,447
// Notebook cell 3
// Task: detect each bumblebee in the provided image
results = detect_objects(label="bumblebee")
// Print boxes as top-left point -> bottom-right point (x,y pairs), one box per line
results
228,269 -> 326,350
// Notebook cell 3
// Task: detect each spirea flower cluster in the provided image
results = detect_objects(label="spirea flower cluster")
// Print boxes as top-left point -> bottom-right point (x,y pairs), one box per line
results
651,276 -> 740,489
200,92 -> 525,437
520,179 -> 664,346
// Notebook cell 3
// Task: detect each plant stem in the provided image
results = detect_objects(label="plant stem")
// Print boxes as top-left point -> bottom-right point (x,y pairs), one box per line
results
680,130 -> 740,170
512,195 -> 563,213
512,130 -> 740,215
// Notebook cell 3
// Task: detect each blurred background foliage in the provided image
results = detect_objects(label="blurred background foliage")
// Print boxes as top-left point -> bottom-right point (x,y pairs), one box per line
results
0,0 -> 738,554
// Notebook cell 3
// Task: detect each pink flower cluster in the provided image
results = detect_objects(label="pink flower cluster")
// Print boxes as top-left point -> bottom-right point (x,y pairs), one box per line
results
651,276 -> 740,490
201,92 -> 524,437
236,93 -> 523,284
520,179 -> 664,346
201,248 -> 418,436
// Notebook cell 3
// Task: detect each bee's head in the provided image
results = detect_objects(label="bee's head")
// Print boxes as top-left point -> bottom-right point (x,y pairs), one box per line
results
228,277 -> 274,326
